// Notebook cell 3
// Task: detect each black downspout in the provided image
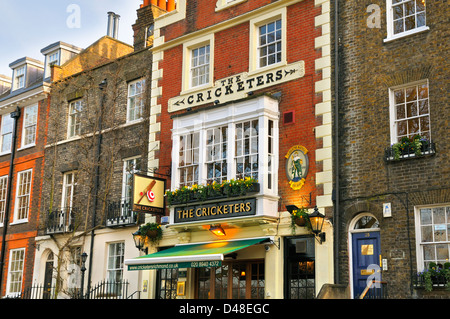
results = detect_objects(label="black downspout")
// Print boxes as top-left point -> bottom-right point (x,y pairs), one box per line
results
0,107 -> 21,294
333,0 -> 340,285
86,79 -> 107,297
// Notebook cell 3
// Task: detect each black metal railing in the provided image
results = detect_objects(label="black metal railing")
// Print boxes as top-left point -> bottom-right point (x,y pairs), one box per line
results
385,141 -> 436,161
358,280 -> 387,299
46,208 -> 75,234
17,280 -> 140,299
105,199 -> 137,227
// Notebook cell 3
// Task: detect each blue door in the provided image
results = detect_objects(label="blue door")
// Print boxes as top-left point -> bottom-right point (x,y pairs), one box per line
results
352,232 -> 381,298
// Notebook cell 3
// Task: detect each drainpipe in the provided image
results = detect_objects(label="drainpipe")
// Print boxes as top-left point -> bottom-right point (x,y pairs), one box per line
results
86,79 -> 107,297
0,107 -> 21,294
333,0 -> 340,285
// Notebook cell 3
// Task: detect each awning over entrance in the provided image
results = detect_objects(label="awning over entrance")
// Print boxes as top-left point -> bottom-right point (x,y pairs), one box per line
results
125,237 -> 270,271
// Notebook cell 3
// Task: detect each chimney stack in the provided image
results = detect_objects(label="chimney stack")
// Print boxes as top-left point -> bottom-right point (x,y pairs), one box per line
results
107,12 -> 120,39
140,0 -> 176,12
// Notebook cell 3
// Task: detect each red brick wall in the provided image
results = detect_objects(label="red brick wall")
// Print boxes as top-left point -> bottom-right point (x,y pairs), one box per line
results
158,0 -> 322,210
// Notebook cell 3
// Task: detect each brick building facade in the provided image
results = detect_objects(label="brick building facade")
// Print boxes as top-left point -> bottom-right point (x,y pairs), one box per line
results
30,8 -> 156,298
334,0 -> 449,298
0,56 -> 50,297
125,0 -> 335,299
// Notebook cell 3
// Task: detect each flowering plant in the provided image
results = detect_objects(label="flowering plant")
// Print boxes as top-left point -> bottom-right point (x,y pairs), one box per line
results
416,262 -> 450,292
165,177 -> 259,205
392,134 -> 428,160
137,222 -> 162,244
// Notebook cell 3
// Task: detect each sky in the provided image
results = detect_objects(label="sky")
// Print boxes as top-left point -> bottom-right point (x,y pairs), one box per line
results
0,0 -> 143,77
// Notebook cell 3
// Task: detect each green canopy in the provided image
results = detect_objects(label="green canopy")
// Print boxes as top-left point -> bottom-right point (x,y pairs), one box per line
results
125,237 -> 270,271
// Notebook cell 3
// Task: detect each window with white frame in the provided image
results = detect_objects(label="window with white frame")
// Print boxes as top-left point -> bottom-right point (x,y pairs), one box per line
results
107,242 -> 124,283
68,99 -> 83,138
235,120 -> 259,180
15,169 -> 32,222
258,19 -> 282,68
14,66 -> 25,90
1,113 -> 13,153
390,81 -> 430,143
45,51 -> 59,77
206,126 -> 228,184
22,104 -> 38,147
172,96 -> 278,192
190,44 -> 210,88
6,248 -> 25,296
416,205 -> 450,270
127,79 -> 145,122
123,157 -> 141,202
0,176 -> 7,226
62,171 -> 77,211
387,0 -> 427,39
179,132 -> 200,187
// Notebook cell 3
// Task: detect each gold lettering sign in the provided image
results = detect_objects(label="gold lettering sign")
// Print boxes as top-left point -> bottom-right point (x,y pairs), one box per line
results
174,198 -> 256,223
361,244 -> 374,255
132,174 -> 166,214
168,61 -> 305,112
361,269 -> 375,276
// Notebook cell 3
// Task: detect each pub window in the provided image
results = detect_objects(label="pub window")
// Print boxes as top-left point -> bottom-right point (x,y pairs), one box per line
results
196,260 -> 264,299
285,236 -> 315,299
157,268 -> 180,299
206,125 -> 228,184
235,120 -> 259,180
179,132 -> 200,187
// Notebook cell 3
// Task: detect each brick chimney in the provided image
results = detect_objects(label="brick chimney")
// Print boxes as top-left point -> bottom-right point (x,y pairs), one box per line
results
133,0 -> 173,50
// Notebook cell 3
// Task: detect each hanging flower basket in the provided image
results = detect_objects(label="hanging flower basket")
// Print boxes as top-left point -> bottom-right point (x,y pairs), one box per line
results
290,207 -> 312,234
138,222 -> 163,244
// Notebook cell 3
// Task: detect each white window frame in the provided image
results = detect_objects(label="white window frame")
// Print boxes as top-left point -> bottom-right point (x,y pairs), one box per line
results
415,204 -> 450,271
13,66 -> 26,90
215,0 -> 247,12
182,34 -> 214,93
21,104 -> 38,148
45,50 -> 60,78
249,8 -> 287,73
6,248 -> 25,297
13,169 -> 32,223
107,242 -> 125,283
190,44 -> 211,88
68,99 -> 83,138
122,157 -> 141,202
171,96 -> 278,194
61,171 -> 77,210
388,80 -> 431,144
0,113 -> 13,155
385,0 -> 429,42
0,175 -> 7,227
127,79 -> 146,122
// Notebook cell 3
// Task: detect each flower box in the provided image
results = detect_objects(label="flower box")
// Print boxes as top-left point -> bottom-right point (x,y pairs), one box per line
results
385,136 -> 436,162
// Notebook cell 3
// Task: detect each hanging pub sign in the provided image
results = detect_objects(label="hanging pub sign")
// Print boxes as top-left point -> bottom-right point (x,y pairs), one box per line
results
174,198 -> 256,223
132,174 -> 166,214
168,61 -> 305,112
285,145 -> 309,190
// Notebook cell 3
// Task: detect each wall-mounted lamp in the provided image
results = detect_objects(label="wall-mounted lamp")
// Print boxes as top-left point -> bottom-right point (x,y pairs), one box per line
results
132,230 -> 148,254
309,206 -> 326,244
209,225 -> 226,237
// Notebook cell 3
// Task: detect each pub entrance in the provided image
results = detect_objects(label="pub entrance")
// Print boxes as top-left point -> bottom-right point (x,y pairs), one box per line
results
155,260 -> 265,299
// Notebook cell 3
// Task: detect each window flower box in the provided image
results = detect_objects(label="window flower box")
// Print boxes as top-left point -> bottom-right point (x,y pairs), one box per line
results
165,177 -> 259,205
385,135 -> 436,162
413,262 -> 450,292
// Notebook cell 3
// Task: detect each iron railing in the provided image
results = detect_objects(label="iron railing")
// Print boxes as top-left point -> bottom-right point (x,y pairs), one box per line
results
15,280 -> 140,299
385,141 -> 436,161
105,199 -> 137,227
358,280 -> 387,299
46,208 -> 75,234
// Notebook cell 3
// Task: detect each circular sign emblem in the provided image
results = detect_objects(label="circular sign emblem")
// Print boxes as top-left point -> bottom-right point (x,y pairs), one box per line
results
147,190 -> 155,202
285,145 -> 309,190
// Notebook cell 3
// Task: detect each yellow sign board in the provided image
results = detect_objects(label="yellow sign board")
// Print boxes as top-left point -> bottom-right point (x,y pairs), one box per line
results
132,174 -> 166,214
